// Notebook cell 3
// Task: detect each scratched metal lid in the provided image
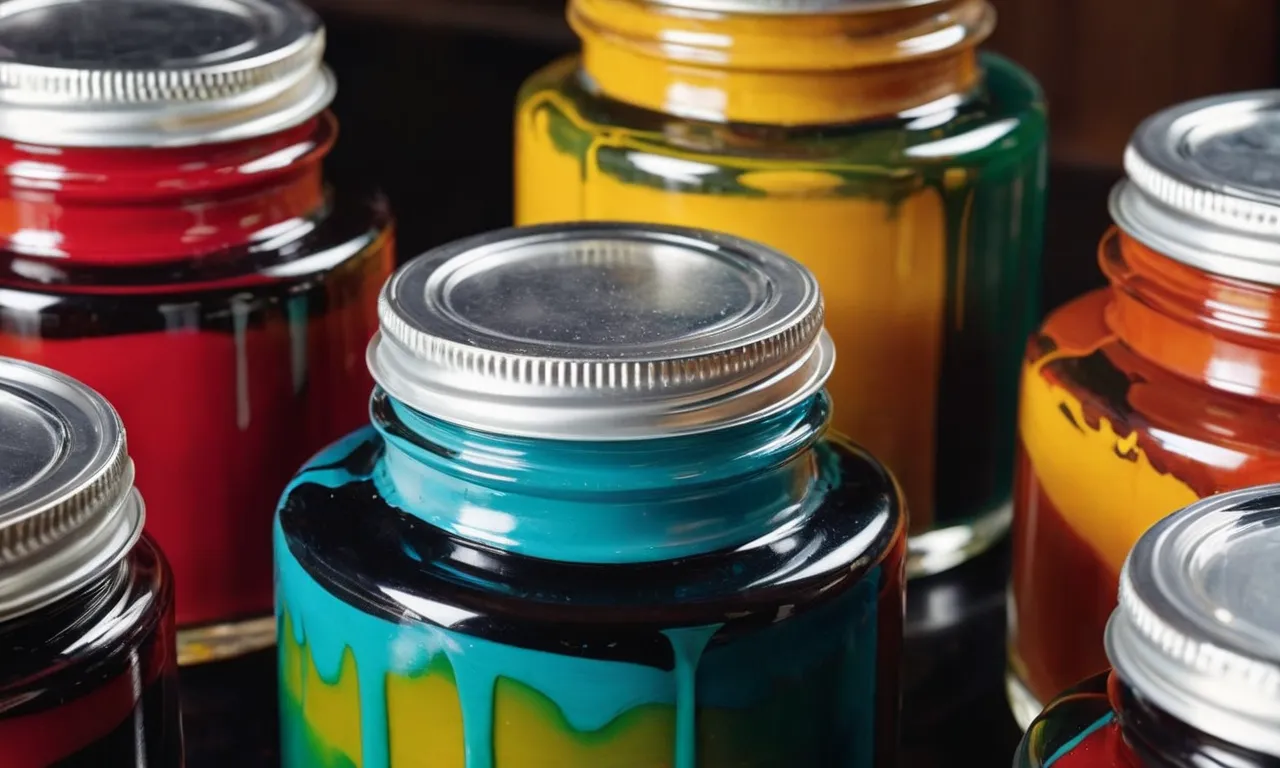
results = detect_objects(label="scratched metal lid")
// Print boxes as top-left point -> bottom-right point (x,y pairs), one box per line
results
0,357 -> 144,621
368,222 -> 834,440
1112,90 -> 1280,285
0,0 -> 333,147
1105,484 -> 1280,756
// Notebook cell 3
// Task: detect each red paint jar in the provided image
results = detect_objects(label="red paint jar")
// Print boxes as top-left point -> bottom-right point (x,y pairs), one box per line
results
0,0 -> 394,663
0,358 -> 182,766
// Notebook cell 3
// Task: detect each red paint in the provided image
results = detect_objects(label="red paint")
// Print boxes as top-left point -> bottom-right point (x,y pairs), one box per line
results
0,112 -> 394,633
0,117 -> 330,266
1,665 -> 142,766
1049,720 -> 1136,768
3,301 -> 380,625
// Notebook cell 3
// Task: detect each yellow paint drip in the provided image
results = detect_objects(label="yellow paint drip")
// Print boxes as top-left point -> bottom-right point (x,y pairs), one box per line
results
304,649 -> 363,765
281,612 -> 304,704
281,610 -> 688,766
492,678 -> 675,767
1018,353 -> 1200,573
387,661 -> 466,767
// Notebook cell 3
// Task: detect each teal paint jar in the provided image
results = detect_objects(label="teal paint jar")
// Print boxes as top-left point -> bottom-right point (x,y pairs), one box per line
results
274,222 -> 907,767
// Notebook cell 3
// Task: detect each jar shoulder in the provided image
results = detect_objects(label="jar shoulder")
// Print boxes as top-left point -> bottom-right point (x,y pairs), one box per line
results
517,52 -> 1047,178
276,426 -> 904,623
1025,289 -> 1280,483
0,188 -> 393,302
0,534 -> 172,699
1016,672 -> 1125,768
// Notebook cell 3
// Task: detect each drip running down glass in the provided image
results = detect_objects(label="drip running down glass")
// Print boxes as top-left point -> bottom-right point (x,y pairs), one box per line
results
275,223 -> 907,767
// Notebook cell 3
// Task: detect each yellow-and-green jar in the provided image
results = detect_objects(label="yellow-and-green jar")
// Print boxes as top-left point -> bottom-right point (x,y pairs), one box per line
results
515,0 -> 1047,576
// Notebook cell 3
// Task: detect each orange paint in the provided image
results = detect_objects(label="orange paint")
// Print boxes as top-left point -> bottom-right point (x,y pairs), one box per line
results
1010,228 -> 1280,716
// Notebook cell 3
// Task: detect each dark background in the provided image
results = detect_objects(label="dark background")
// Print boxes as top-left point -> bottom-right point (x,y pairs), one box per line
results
180,2 -> 1280,765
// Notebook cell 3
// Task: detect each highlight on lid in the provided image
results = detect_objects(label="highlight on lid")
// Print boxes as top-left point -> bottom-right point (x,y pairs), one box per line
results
0,0 -> 395,663
274,222 -> 907,767
1015,484 -> 1280,767
1008,89 -> 1280,729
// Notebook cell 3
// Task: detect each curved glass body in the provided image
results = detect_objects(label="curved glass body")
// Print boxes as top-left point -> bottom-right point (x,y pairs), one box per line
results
1008,229 -> 1280,725
275,391 -> 906,767
1016,671 -> 1276,768
514,0 -> 1047,575
0,114 -> 395,663
0,535 -> 182,766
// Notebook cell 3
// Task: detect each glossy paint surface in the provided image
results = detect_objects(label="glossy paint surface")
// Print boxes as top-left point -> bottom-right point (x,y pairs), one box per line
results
1016,671 -> 1279,768
0,535 -> 182,767
275,392 -> 906,767
514,3 -> 1046,555
0,114 -> 394,642
1010,230 -> 1280,709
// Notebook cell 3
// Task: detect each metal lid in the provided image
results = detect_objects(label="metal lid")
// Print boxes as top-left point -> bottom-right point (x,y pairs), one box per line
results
0,0 -> 333,147
368,222 -> 834,441
1112,90 -> 1280,285
1105,484 -> 1280,756
640,0 -> 949,13
0,358 -> 144,621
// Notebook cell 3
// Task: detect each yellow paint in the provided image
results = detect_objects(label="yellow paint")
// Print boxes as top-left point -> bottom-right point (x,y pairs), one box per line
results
281,612 -> 304,704
567,0 -> 989,125
515,95 -> 588,227
304,648 -> 364,765
1018,350 -> 1200,573
387,661 -> 466,767
280,612 -> 362,767
516,91 -> 948,528
492,677 -> 675,767
281,614 -> 684,766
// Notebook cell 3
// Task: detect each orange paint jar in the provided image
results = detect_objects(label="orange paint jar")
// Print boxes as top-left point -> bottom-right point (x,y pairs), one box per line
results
1008,91 -> 1280,727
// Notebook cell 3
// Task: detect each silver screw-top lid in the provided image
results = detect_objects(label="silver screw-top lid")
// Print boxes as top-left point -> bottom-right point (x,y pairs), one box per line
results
1105,484 -> 1280,756
368,223 -> 835,441
0,0 -> 334,147
1112,91 -> 1280,285
0,358 -> 144,621
640,0 -> 949,14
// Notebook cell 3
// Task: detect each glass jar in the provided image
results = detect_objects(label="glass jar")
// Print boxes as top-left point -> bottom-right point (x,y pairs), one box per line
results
0,0 -> 395,663
1015,485 -> 1280,768
1008,91 -> 1280,728
275,223 -> 907,767
514,0 -> 1047,577
0,358 -> 181,766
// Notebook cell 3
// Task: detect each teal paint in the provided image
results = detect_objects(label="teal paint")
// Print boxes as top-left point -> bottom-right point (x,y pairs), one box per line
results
275,387 -> 901,766
663,626 -> 718,768
1043,712 -> 1116,768
370,395 -> 828,564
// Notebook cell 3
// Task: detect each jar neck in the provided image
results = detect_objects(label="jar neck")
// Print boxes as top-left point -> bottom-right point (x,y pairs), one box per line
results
1110,673 -> 1274,768
0,115 -> 333,266
1102,228 -> 1280,402
570,0 -> 992,125
371,388 -> 832,564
